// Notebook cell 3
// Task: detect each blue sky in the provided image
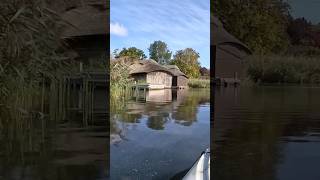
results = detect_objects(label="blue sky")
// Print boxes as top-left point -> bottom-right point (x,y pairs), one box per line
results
289,0 -> 320,23
110,0 -> 210,68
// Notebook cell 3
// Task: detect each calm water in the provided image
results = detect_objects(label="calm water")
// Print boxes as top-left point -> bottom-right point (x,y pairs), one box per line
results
110,89 -> 210,179
213,86 -> 320,180
0,88 -> 108,180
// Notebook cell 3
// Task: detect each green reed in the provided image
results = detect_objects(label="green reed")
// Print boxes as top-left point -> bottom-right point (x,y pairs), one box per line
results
188,78 -> 210,88
246,55 -> 320,84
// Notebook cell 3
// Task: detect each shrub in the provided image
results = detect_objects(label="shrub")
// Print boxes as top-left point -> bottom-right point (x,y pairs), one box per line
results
110,59 -> 133,98
246,55 -> 320,84
188,78 -> 210,88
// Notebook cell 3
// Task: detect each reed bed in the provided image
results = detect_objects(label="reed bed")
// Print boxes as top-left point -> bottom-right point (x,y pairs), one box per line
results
110,59 -> 133,99
188,78 -> 210,88
246,55 -> 320,84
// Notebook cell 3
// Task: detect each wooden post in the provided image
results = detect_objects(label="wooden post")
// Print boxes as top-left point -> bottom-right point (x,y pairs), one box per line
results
135,86 -> 138,101
212,45 -> 216,78
211,45 -> 217,86
79,62 -> 83,73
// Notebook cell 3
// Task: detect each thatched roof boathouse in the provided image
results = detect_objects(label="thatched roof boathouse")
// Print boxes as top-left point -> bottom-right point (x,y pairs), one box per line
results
212,17 -> 251,85
128,60 -> 188,89
58,1 -> 108,64
165,65 -> 188,88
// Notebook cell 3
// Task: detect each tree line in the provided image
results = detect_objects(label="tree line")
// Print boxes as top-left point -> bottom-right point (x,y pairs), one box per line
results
214,0 -> 320,55
111,40 -> 210,78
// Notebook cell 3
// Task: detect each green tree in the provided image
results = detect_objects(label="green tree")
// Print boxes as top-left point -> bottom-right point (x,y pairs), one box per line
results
148,40 -> 172,64
214,0 -> 291,54
118,47 -> 146,60
112,49 -> 119,58
171,48 -> 201,78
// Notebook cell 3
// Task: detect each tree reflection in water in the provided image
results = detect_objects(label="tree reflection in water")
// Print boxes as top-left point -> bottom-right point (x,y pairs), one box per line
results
213,86 -> 320,180
110,88 -> 210,138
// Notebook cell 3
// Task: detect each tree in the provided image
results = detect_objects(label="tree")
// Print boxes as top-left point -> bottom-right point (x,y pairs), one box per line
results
171,48 -> 201,78
200,67 -> 210,77
148,40 -> 172,64
118,47 -> 146,60
214,0 -> 291,54
287,17 -> 313,45
112,49 -> 120,58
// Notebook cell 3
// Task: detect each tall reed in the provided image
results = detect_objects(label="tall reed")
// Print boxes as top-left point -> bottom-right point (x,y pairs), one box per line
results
246,55 -> 320,84
188,78 -> 210,88
110,59 -> 133,99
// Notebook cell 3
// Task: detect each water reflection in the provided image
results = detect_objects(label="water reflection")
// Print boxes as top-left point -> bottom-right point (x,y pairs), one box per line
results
0,83 -> 108,180
213,86 -> 320,180
116,89 -> 208,131
110,88 -> 210,179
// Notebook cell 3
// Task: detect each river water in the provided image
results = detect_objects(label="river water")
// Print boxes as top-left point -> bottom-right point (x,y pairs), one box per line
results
0,87 -> 108,180
110,89 -> 210,179
213,86 -> 320,180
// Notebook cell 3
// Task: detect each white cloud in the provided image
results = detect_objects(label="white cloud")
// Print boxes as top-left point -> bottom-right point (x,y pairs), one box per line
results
110,22 -> 128,36
111,0 -> 209,46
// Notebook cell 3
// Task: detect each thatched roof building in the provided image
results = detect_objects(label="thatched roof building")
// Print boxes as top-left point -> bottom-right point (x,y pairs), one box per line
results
164,65 -> 188,87
61,5 -> 108,38
212,16 -> 251,82
165,65 -> 186,77
129,60 -> 174,76
125,59 -> 188,89
54,0 -> 108,63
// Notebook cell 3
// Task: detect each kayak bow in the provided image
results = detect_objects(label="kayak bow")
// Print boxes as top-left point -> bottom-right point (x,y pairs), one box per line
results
183,148 -> 210,180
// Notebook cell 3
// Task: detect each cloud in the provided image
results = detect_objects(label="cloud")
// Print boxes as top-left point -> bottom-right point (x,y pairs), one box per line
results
111,0 -> 209,46
110,22 -> 128,36
110,0 -> 210,67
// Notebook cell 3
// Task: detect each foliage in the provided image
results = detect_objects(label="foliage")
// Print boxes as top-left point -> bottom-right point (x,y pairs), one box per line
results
0,0 -> 71,98
188,78 -> 210,88
110,59 -> 133,98
287,17 -> 320,48
118,47 -> 146,60
246,55 -> 320,84
171,48 -> 201,78
285,45 -> 320,57
148,40 -> 172,64
214,0 -> 291,54
200,67 -> 210,77
287,17 -> 313,45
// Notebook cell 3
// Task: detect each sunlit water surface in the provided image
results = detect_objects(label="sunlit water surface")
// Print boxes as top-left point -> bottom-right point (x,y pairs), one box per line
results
110,89 -> 210,180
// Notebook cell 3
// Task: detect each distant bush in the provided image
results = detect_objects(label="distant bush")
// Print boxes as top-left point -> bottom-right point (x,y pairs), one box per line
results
188,79 -> 210,88
285,46 -> 320,57
246,55 -> 320,84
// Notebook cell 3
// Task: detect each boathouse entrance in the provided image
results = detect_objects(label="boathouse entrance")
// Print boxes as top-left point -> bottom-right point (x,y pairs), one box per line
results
172,76 -> 178,87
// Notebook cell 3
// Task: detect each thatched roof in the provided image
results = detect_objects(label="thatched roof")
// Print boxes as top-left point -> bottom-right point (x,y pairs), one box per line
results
49,0 -> 108,12
61,5 -> 108,38
111,58 -> 188,78
129,60 -> 175,75
164,65 -> 187,77
212,16 -> 251,54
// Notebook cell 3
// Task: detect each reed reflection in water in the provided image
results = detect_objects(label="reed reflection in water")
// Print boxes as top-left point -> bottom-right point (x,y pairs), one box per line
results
0,79 -> 108,180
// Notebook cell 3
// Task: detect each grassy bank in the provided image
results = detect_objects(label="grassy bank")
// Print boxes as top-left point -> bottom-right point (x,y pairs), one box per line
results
188,78 -> 210,88
246,55 -> 320,84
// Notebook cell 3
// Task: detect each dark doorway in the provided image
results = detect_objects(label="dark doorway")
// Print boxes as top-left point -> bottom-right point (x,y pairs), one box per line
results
172,76 -> 178,86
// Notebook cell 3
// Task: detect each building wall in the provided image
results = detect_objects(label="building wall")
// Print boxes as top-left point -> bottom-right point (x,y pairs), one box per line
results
177,76 -> 188,87
131,73 -> 147,83
147,71 -> 172,88
66,35 -> 107,62
216,45 -> 247,79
